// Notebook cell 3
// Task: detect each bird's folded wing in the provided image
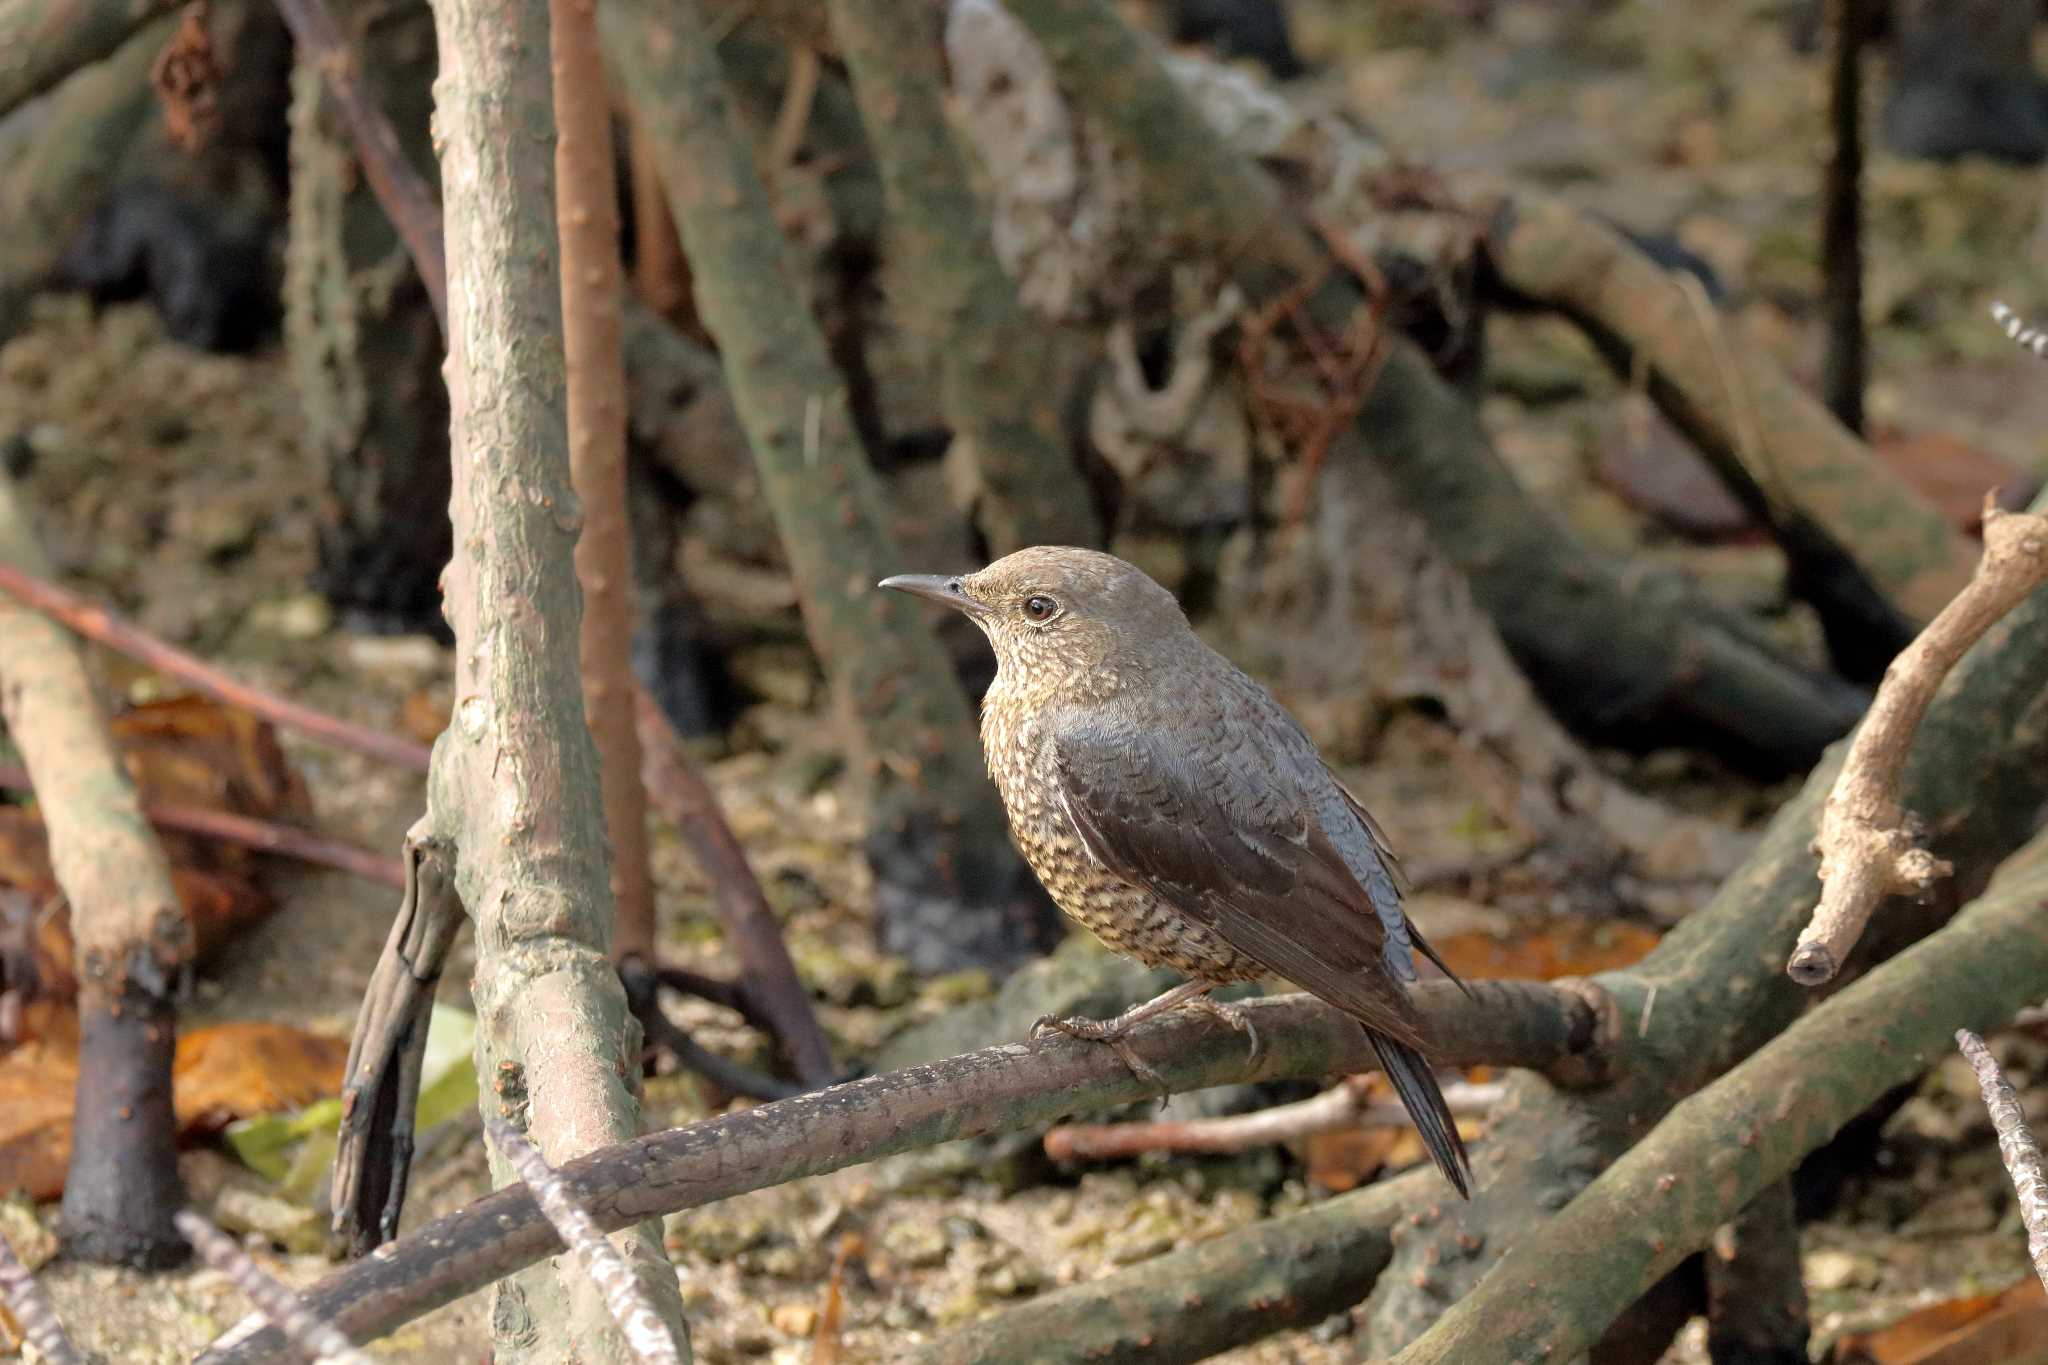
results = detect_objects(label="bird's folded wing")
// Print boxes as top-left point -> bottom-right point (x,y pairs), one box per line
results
1051,715 -> 1426,1049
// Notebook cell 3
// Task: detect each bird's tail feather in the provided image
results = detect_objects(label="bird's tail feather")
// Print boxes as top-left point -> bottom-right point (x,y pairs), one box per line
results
1369,1033 -> 1472,1199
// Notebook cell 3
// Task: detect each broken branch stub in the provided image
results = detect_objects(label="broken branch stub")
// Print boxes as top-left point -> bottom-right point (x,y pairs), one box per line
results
1790,497 -> 2048,985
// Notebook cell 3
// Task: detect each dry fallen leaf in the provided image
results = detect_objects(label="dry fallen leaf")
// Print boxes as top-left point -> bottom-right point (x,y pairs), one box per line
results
1835,1275 -> 2048,1363
1431,918 -> 1662,982
0,1018 -> 347,1199
173,1022 -> 351,1131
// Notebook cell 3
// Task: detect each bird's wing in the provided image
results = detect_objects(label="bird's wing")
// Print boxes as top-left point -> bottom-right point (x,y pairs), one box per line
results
1050,707 -> 1426,1049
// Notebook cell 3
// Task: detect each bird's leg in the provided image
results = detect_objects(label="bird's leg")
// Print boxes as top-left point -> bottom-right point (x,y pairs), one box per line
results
1031,980 -> 1225,1095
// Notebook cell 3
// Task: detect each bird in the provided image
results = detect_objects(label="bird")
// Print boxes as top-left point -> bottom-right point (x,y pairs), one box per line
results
881,545 -> 1472,1196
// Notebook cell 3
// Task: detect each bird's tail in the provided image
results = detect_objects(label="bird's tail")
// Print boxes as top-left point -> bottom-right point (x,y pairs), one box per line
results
1368,1032 -> 1472,1198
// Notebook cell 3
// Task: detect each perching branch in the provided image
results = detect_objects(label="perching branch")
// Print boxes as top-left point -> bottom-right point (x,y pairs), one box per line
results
635,688 -> 836,1088
1957,1028 -> 2048,1296
0,478 -> 186,1268
0,561 -> 431,772
1043,1076 -> 1503,1162
199,980 -> 1600,1362
268,0 -> 446,330
487,1121 -> 687,1365
1389,833 -> 2048,1365
1788,494 -> 2048,985
0,1227 -> 80,1365
176,1211 -> 374,1365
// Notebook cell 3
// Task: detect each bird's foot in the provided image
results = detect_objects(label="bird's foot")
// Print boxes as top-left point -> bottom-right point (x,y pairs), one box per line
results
1031,1013 -> 1170,1097
1182,995 -> 1260,1065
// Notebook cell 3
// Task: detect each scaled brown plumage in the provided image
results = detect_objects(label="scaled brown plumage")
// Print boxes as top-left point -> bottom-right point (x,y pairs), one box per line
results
882,546 -> 1471,1196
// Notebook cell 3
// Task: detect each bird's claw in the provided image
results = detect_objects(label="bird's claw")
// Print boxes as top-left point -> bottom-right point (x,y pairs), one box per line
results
1030,1013 -> 1171,1099
1186,996 -> 1261,1066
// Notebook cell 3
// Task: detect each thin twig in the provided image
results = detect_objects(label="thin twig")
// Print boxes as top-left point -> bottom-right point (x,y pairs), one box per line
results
1044,1077 -> 1502,1162
486,1121 -> 687,1365
618,957 -> 805,1101
1788,496 -> 2048,984
266,0 -> 447,330
1992,301 -> 2048,357
175,1210 -> 374,1365
0,561 -> 431,773
1957,1029 -> 2048,1294
0,763 -> 402,888
0,1229 -> 80,1365
636,687 -> 837,1086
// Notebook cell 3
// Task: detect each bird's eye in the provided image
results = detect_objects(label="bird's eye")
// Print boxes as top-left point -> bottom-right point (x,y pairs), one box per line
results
1023,595 -> 1058,622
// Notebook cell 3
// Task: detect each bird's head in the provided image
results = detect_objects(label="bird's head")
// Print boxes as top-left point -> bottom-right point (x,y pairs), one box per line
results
880,546 -> 1189,694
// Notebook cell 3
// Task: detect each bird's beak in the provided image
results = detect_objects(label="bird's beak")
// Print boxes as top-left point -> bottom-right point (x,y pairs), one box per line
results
878,573 -> 990,618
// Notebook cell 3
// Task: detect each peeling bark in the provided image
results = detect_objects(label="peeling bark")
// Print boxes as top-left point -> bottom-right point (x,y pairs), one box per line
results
421,0 -> 684,1353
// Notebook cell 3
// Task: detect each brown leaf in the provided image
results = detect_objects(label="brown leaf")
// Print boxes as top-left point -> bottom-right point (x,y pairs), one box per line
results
0,1018 -> 348,1199
1304,1126 -> 1401,1192
0,1012 -> 80,1199
173,1022 -> 350,1131
1835,1275 -> 2048,1363
1872,434 -> 2037,538
1430,919 -> 1662,981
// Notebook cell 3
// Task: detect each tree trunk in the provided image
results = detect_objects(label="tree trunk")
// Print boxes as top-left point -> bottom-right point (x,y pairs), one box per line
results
423,0 -> 686,1353
0,477 -> 187,1268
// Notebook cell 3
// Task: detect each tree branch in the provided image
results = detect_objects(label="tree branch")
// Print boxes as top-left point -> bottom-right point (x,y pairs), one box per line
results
909,1168 -> 1437,1365
176,1211 -> 374,1365
551,0 -> 653,963
0,0 -> 183,117
1789,498 -> 2048,984
487,1121 -> 687,1365
0,1224 -> 79,1365
0,561 -> 431,772
420,0 -> 685,1351
1957,1028 -> 2048,1295
199,980 -> 1598,1362
1043,1077 -> 1503,1161
0,477 -> 186,1268
994,0 -> 1870,768
827,0 -> 1100,552
268,0 -> 446,330
634,688 -> 837,1088
1389,832 -> 2048,1364
0,761 -> 404,888
330,823 -> 460,1254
